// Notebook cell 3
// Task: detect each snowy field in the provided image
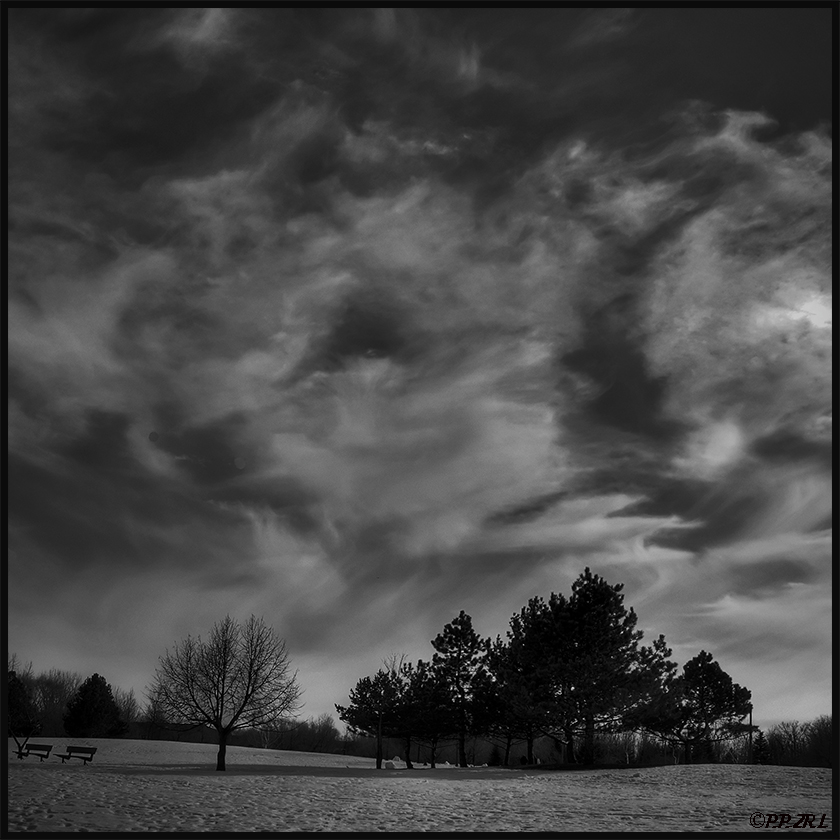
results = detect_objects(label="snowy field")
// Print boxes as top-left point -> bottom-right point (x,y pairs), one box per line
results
6,738 -> 833,833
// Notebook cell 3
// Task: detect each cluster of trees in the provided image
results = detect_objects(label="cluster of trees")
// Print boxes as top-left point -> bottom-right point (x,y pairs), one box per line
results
337,568 -> 753,768
8,654 -> 141,739
9,597 -> 831,773
8,662 -> 134,747
309,716 -> 832,769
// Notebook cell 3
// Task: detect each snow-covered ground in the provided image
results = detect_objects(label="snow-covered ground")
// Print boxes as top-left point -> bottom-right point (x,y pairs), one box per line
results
6,738 -> 833,832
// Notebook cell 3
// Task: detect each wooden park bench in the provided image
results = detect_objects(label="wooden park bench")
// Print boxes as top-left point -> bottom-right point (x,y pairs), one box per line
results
15,744 -> 53,761
55,746 -> 98,765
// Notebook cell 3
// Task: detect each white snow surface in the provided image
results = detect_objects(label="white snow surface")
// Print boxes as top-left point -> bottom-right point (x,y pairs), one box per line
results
6,738 -> 833,832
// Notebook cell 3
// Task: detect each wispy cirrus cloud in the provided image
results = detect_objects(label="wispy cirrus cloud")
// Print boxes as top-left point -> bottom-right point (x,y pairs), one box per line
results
8,8 -> 831,726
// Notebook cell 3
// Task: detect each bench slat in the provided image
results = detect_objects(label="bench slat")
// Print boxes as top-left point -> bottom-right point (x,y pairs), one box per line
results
56,746 -> 97,764
16,744 -> 53,761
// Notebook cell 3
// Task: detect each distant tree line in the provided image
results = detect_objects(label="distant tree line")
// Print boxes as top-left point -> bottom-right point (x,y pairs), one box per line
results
134,712 -> 358,755
574,717 -> 832,768
335,568 -> 831,769
751,717 -> 833,768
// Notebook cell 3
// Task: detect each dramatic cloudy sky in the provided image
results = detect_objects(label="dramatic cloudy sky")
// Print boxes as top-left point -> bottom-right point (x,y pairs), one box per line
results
8,8 -> 832,728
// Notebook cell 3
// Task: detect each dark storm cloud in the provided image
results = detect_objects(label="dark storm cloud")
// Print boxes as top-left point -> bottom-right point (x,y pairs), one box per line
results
10,8 -> 278,177
320,287 -> 422,367
8,448 -> 251,578
749,429 -> 833,466
7,8 -> 831,724
727,557 -> 820,598
560,295 -> 684,441
59,409 -> 134,470
153,415 -> 253,485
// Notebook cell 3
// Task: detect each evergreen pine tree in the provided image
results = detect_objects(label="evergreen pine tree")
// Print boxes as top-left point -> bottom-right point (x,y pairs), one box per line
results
63,673 -> 129,738
753,729 -> 770,764
335,668 -> 403,769
499,593 -> 577,762
484,617 -> 554,764
565,568 -> 645,764
431,611 -> 486,768
633,650 -> 751,763
402,659 -> 454,768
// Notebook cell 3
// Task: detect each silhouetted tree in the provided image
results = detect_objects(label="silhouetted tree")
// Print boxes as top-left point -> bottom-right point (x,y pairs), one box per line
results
802,715 -> 832,768
504,571 -> 656,765
388,658 -> 418,768
753,729 -> 770,764
149,615 -> 301,770
140,685 -> 169,740
8,670 -> 41,746
113,687 -> 140,734
8,655 -> 34,683
562,568 -> 646,764
32,669 -> 83,736
401,658 -> 455,768
497,593 -> 577,761
431,611 -> 487,767
621,633 -> 679,746
479,628 -> 549,764
63,673 -> 128,738
635,650 -> 751,763
336,665 -> 403,769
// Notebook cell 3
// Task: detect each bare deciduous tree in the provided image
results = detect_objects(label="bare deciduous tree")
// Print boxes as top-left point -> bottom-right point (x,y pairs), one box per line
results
149,615 -> 302,770
113,687 -> 140,730
32,668 -> 83,736
8,654 -> 34,681
140,686 -> 169,740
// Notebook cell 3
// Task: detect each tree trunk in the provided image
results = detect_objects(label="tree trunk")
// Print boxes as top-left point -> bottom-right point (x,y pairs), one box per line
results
216,728 -> 228,771
503,734 -> 512,766
404,735 -> 413,769
375,712 -> 383,769
582,713 -> 595,765
748,704 -> 753,765
564,726 -> 576,763
430,737 -> 437,768
526,734 -> 534,764
12,734 -> 30,756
